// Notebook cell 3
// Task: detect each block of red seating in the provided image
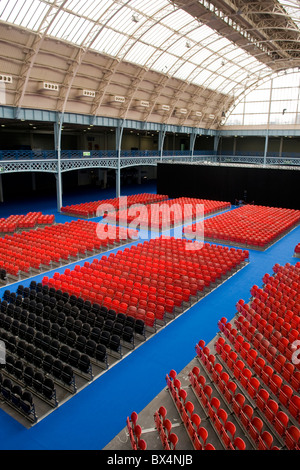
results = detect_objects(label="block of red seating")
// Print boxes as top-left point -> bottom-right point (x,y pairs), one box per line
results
0,219 -> 136,278
60,193 -> 169,217
184,204 -> 300,249
0,212 -> 55,234
42,237 -> 249,326
105,197 -> 231,229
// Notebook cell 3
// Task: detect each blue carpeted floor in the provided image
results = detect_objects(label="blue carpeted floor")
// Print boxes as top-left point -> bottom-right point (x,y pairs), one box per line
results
0,182 -> 299,450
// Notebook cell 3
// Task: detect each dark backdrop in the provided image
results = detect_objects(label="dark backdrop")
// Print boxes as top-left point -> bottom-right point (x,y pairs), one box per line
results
157,163 -> 300,210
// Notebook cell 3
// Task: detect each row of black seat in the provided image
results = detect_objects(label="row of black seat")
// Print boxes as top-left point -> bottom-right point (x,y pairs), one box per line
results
0,373 -> 37,422
0,320 -> 94,383
0,305 -> 119,361
2,289 -> 145,343
5,354 -> 57,406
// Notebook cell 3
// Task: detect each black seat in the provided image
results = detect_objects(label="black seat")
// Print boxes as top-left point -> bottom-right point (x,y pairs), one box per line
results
112,322 -> 123,336
25,326 -> 35,343
66,331 -> 77,348
84,300 -> 92,311
50,322 -> 60,339
109,334 -> 121,353
73,319 -> 83,335
24,344 -> 35,363
16,340 -> 27,358
33,371 -> 44,394
135,319 -> 145,337
81,322 -> 91,338
5,355 -> 15,374
11,384 -> 22,408
94,314 -> 104,329
43,354 -> 54,374
65,316 -> 75,330
58,327 -> 68,343
33,349 -> 44,368
35,316 -> 43,331
20,309 -> 28,324
3,315 -> 12,331
6,335 -> 17,353
69,349 -> 80,368
123,326 -> 134,344
49,339 -> 60,357
27,312 -> 36,327
35,302 -> 44,316
56,311 -> 66,326
59,344 -> 71,363
61,365 -> 74,386
41,335 -> 51,352
90,327 -> 101,343
11,319 -> 20,335
95,344 -> 107,364
34,331 -> 44,349
18,323 -> 28,340
75,335 -> 86,352
1,378 -> 12,400
78,308 -> 88,323
42,319 -> 51,334
103,320 -> 114,333
69,295 -> 78,306
86,312 -> 96,326
14,359 -> 23,379
43,377 -> 55,400
116,313 -> 126,325
100,330 -> 110,347
78,354 -> 91,374
85,339 -> 96,357
49,308 -> 59,323
52,359 -> 63,379
20,390 -> 34,416
125,315 -> 135,329
23,366 -> 34,387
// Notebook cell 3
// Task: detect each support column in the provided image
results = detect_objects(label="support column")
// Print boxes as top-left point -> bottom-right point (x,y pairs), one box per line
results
54,114 -> 63,212
214,134 -> 220,162
116,121 -> 124,198
279,136 -> 283,158
159,127 -> 166,162
189,131 -> 197,161
264,133 -> 269,166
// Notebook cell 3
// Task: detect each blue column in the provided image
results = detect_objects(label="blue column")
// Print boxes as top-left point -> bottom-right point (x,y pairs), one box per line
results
54,114 -> 63,211
116,121 -> 124,198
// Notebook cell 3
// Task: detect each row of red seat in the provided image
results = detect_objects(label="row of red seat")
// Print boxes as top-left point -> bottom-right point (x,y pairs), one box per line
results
61,193 -> 169,217
42,237 -> 249,324
0,212 -> 55,233
184,205 -> 300,249
167,369 -> 245,450
0,220 -> 136,277
105,197 -> 231,229
197,337 -> 294,450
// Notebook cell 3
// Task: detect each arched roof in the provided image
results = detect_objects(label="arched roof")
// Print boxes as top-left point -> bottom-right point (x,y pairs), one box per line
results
0,0 -> 299,128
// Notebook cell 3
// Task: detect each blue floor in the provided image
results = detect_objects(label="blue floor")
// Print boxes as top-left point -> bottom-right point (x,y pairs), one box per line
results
0,182 -> 299,450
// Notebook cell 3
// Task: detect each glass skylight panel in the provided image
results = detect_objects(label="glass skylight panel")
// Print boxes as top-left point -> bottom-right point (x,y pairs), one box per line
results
65,0 -> 113,20
142,23 -> 174,49
92,28 -> 128,56
161,8 -> 195,31
173,61 -> 197,81
124,42 -> 157,66
150,51 -> 179,74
